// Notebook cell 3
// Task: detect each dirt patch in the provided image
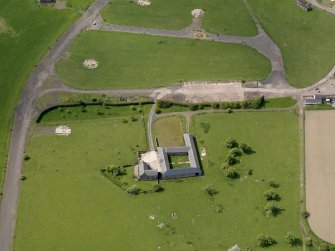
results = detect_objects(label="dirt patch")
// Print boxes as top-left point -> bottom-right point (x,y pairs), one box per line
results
54,0 -> 66,10
191,9 -> 204,18
136,0 -> 151,6
0,17 -> 17,37
305,110 -> 335,244
83,59 -> 99,69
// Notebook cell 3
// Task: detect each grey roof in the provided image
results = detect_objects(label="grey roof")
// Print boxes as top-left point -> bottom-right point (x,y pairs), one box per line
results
305,99 -> 322,105
135,134 -> 202,180
314,94 -> 335,100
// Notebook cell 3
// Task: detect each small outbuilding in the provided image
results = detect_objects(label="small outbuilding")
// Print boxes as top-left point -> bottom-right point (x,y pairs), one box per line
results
304,99 -> 322,105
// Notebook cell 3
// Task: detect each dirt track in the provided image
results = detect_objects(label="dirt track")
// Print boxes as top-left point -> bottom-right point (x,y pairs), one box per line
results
305,110 -> 335,244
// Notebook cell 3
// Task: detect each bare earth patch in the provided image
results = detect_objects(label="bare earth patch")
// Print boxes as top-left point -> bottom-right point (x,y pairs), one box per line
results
83,59 -> 99,69
305,110 -> 335,244
136,0 -> 151,6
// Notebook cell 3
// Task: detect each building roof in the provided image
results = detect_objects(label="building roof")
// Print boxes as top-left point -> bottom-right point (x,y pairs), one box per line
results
135,134 -> 202,180
304,99 -> 322,105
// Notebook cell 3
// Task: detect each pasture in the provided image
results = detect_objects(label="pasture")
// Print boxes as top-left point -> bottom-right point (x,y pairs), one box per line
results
15,108 -> 301,250
56,31 -> 271,89
102,0 -> 258,36
153,115 -> 185,147
249,0 -> 335,88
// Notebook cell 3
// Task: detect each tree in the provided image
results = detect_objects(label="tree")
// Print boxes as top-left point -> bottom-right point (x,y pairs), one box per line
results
239,143 -> 253,154
23,155 -> 30,161
257,234 -> 275,247
223,167 -> 239,179
267,179 -> 279,188
286,232 -> 299,246
229,148 -> 242,157
264,202 -> 281,217
226,155 -> 239,166
317,243 -> 330,251
264,189 -> 280,201
305,237 -> 313,247
154,107 -> 161,114
189,104 -> 199,111
226,137 -> 238,148
108,166 -> 122,177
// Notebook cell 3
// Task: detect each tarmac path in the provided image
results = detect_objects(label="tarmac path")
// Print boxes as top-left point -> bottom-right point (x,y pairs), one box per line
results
0,0 -> 334,250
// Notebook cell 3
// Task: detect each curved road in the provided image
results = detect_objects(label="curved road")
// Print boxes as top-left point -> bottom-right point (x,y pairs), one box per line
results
0,0 -> 334,250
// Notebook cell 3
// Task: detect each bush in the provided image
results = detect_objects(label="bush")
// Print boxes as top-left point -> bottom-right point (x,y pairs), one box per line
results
122,119 -> 128,123
226,108 -> 233,113
154,107 -> 161,114
267,179 -> 280,188
305,237 -> 313,247
264,189 -> 280,201
225,155 -> 239,166
229,148 -> 242,157
221,163 -> 230,170
223,167 -> 239,179
20,176 -> 27,181
257,234 -> 275,247
302,210 -> 310,219
107,166 -> 122,177
23,155 -> 30,161
189,105 -> 199,111
203,185 -> 219,196
239,143 -> 253,154
157,100 -> 172,108
226,137 -> 238,148
126,185 -> 141,195
264,202 -> 281,217
201,122 -> 210,134
317,243 -> 330,251
211,102 -> 220,109
153,184 -> 164,192
286,232 -> 299,246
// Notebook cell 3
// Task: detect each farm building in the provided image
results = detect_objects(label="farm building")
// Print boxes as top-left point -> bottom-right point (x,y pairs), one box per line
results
296,0 -> 312,11
134,134 -> 202,181
304,99 -> 322,105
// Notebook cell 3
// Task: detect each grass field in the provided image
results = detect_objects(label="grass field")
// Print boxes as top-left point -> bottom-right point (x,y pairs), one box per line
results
102,0 -> 257,36
263,97 -> 297,108
249,0 -> 335,88
153,116 -> 185,147
56,31 -> 271,89
0,0 -> 79,190
15,108 -> 301,250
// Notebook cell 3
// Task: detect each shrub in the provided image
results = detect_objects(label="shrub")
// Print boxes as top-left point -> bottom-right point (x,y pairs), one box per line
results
221,163 -> 230,170
20,176 -> 27,181
226,137 -> 238,148
131,116 -> 138,122
154,107 -> 161,114
189,104 -> 199,111
153,184 -> 164,192
286,232 -> 299,246
229,148 -> 242,157
201,122 -> 210,134
223,167 -> 239,179
126,185 -> 141,195
157,100 -> 172,108
305,237 -> 313,247
23,155 -> 30,161
302,210 -> 310,219
257,234 -> 275,247
203,185 -> 219,196
225,155 -> 239,166
107,166 -> 122,177
122,119 -> 128,123
211,102 -> 220,109
239,143 -> 253,154
317,243 -> 330,251
264,202 -> 281,217
267,179 -> 280,188
264,189 -> 280,201
226,108 -> 233,113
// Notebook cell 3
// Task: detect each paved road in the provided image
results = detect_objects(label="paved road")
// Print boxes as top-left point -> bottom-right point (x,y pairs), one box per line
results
0,0 -> 109,250
307,0 -> 335,14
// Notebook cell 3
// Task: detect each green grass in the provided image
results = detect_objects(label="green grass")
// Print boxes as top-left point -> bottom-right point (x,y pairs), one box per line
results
0,0 -> 79,190
305,104 -> 335,110
15,109 -> 301,250
153,115 -> 185,147
56,31 -> 271,89
264,97 -> 297,108
39,104 -> 152,124
67,0 -> 94,11
102,0 -> 258,36
249,0 -> 335,88
170,155 -> 190,169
